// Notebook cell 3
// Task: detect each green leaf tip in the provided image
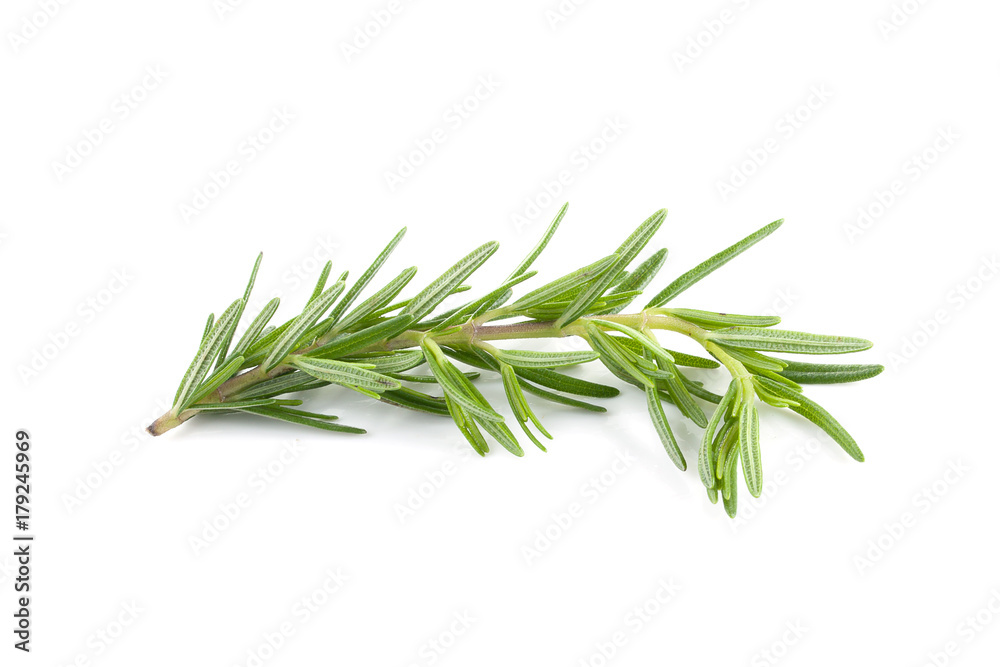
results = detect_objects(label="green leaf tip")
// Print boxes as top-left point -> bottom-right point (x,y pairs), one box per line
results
555,208 -> 667,328
646,218 -> 783,308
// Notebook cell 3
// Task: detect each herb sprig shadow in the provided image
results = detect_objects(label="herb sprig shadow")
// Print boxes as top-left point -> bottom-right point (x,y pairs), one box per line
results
148,205 -> 882,517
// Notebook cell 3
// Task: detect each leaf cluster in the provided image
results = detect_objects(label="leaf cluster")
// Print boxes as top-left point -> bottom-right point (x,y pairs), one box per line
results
151,203 -> 882,518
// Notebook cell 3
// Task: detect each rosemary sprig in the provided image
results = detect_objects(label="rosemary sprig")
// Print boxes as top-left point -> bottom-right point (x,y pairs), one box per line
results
147,205 -> 882,518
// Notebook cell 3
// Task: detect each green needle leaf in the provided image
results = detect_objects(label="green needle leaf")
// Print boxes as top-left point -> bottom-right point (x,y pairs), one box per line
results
511,254 -> 620,310
444,395 -> 489,456
645,383 -> 685,470
379,387 -> 450,416
229,371 -> 327,400
738,400 -> 762,497
246,319 -> 292,357
311,314 -> 415,359
657,359 -> 708,428
490,348 -> 600,369
722,446 -> 740,518
447,347 -> 621,399
699,382 -> 738,488
422,339 -> 504,423
335,266 -> 418,332
680,378 -> 724,404
405,242 -> 499,322
646,219 -> 783,307
294,318 -> 335,349
589,319 -> 675,367
448,349 -> 604,412
708,328 -> 874,355
714,345 -> 787,373
432,270 -> 537,331
753,368 -> 802,392
516,378 -> 607,412
329,228 -> 407,324
776,360 -> 885,384
601,335 -> 712,367
751,377 -> 800,409
174,298 -> 244,412
189,398 -> 279,411
511,367 -> 620,398
586,322 -> 655,389
263,282 -> 345,371
293,357 -> 402,393
601,248 -> 668,314
715,422 -> 738,481
389,371 -> 479,383
216,252 -> 262,369
308,260 -> 333,304
521,291 -> 641,320
187,355 -> 245,407
351,350 -> 425,374
275,408 -> 339,420
474,416 -> 524,457
201,313 -> 214,343
500,365 -> 528,420
556,208 -> 667,328
239,406 -> 366,434
664,349 -> 720,369
667,308 -> 781,329
500,363 -> 550,451
506,202 -> 567,281
757,377 -> 865,462
229,297 -> 280,359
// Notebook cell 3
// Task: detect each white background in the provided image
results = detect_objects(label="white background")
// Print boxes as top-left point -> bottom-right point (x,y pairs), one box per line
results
2,1 -> 999,665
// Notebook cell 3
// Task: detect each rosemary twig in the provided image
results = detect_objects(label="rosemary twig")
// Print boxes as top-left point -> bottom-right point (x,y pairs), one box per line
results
147,205 -> 882,518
